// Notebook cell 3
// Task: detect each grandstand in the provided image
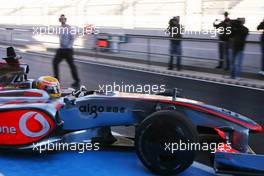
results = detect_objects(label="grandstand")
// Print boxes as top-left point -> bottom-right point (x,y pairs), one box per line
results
0,0 -> 263,31
230,0 -> 264,30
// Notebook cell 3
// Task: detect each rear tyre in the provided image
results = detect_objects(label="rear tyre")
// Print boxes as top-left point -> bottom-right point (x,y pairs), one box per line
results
135,110 -> 198,175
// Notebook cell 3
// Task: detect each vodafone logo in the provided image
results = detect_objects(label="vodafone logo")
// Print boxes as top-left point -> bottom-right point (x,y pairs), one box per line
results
19,111 -> 50,138
0,110 -> 54,145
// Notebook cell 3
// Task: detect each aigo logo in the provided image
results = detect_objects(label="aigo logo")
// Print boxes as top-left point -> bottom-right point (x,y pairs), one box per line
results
19,111 -> 50,138
0,109 -> 55,145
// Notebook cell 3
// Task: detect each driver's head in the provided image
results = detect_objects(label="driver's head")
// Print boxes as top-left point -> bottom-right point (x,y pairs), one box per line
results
36,76 -> 61,98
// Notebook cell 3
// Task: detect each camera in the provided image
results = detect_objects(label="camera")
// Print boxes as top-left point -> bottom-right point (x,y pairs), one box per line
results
169,16 -> 179,27
229,18 -> 245,34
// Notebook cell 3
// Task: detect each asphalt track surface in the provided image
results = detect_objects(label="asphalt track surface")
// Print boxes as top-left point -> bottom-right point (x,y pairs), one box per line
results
0,49 -> 264,174
0,151 -> 214,176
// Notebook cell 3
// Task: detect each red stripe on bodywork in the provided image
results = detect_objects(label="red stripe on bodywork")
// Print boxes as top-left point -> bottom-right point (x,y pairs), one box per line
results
160,100 -> 262,132
91,96 -> 262,132
23,91 -> 43,97
214,128 -> 226,139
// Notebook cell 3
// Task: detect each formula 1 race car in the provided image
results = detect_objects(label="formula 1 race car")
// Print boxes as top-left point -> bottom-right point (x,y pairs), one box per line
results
0,47 -> 264,175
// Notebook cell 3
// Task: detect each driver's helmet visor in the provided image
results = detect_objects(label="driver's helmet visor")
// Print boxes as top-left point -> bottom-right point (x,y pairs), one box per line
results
44,84 -> 61,94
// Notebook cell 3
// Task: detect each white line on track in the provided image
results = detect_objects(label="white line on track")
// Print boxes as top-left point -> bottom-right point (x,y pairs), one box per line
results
27,51 -> 264,91
75,59 -> 264,91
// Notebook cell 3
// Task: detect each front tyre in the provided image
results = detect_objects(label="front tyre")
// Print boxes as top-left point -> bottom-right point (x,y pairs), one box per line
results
135,110 -> 198,175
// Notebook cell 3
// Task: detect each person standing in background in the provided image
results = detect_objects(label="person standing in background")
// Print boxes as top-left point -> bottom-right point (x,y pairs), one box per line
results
53,14 -> 80,88
230,18 -> 249,79
257,18 -> 264,76
167,16 -> 183,71
213,12 -> 231,70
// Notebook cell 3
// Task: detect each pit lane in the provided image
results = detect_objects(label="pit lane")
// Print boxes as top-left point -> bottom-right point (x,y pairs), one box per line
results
0,49 -> 263,175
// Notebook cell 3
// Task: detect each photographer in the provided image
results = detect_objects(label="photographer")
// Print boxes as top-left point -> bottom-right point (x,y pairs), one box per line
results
229,18 -> 249,79
167,16 -> 183,71
257,18 -> 264,76
213,12 -> 231,70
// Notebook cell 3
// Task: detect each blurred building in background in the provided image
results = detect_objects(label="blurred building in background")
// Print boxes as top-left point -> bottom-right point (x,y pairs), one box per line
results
0,0 -> 263,32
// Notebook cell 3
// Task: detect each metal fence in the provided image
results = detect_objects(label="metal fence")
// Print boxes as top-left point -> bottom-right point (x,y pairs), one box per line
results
0,26 -> 262,76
